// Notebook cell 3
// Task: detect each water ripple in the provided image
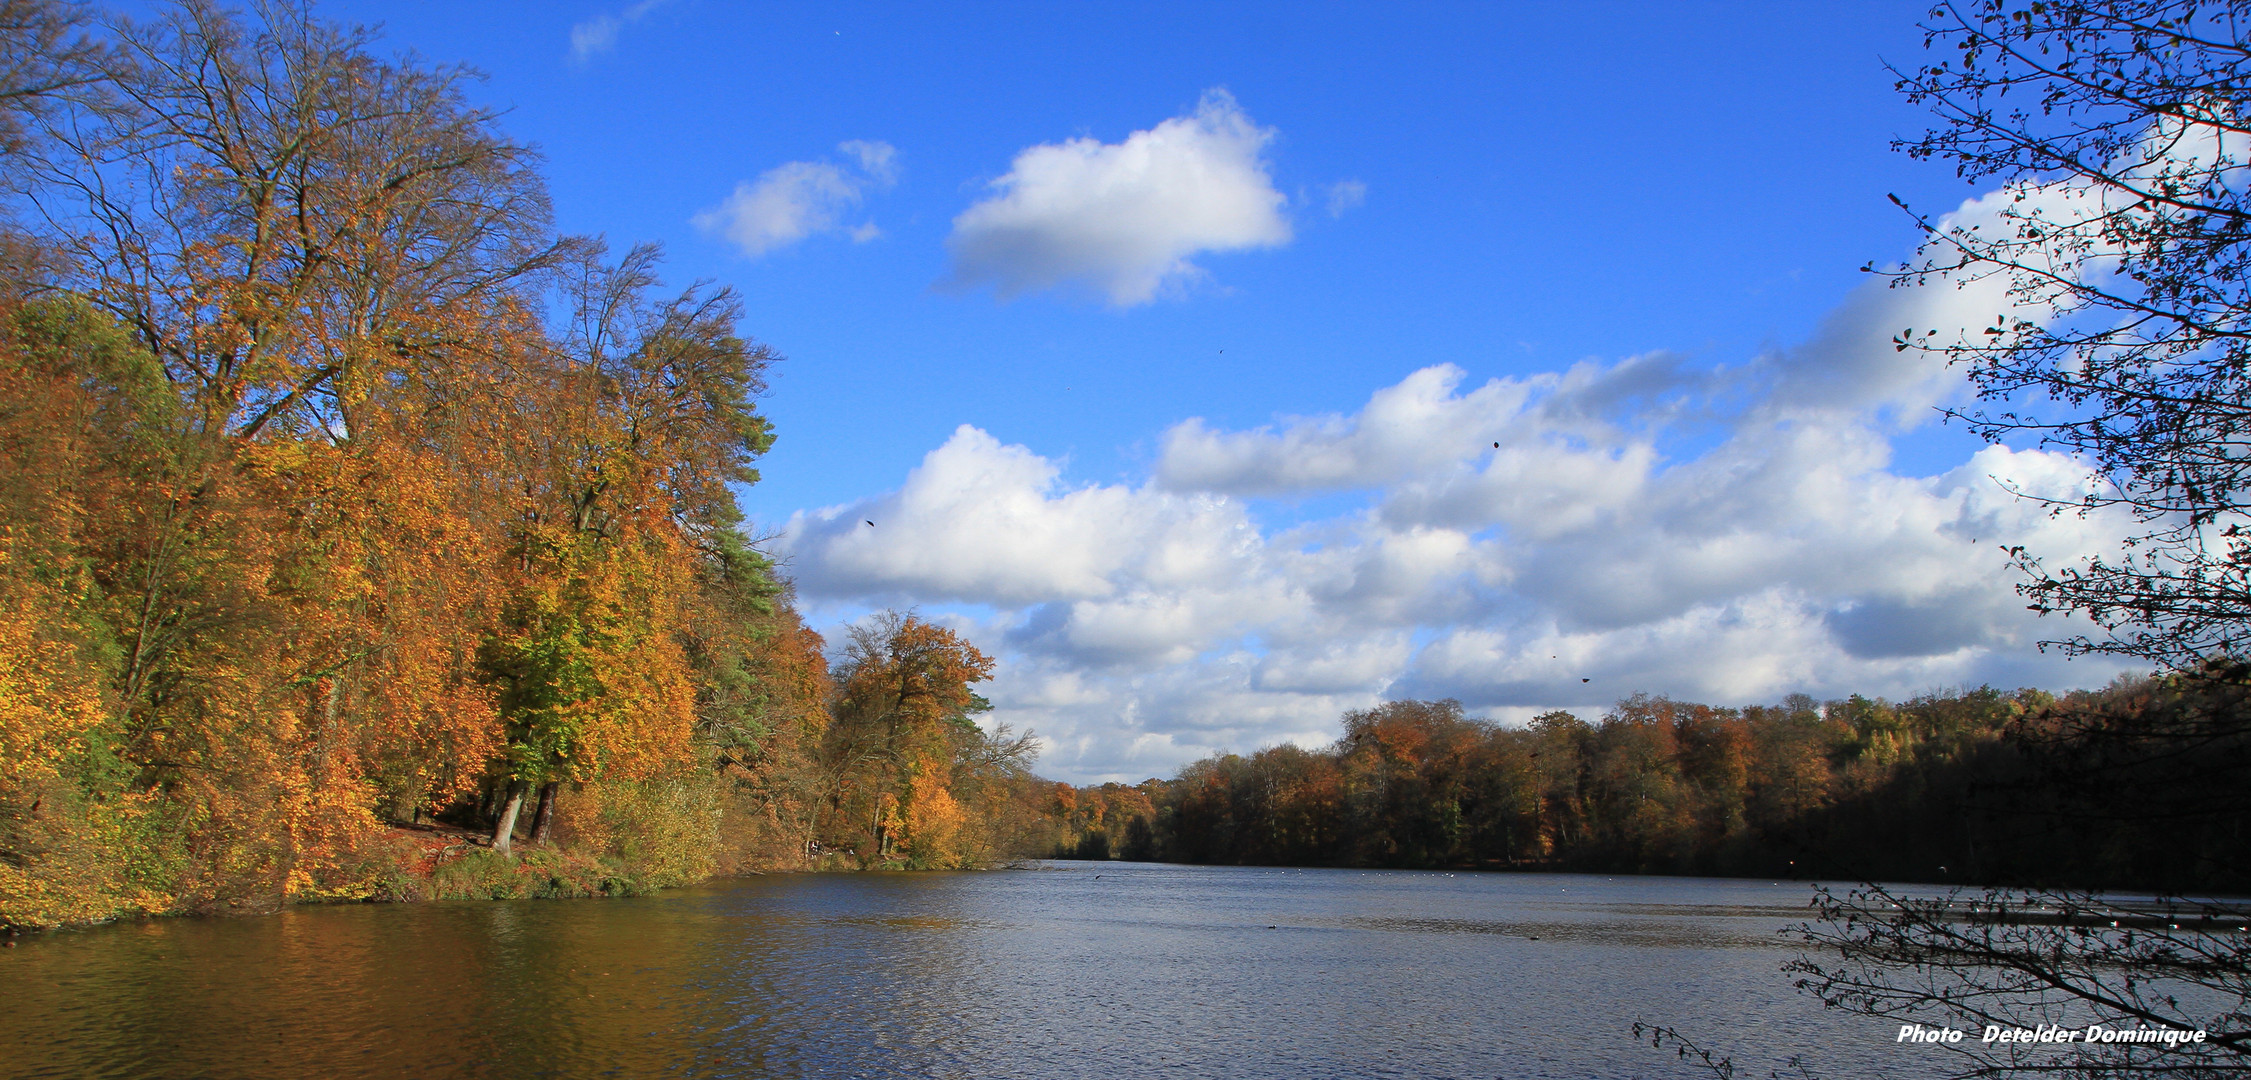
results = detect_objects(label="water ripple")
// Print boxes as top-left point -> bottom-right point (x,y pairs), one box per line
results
0,864 -> 1934,1079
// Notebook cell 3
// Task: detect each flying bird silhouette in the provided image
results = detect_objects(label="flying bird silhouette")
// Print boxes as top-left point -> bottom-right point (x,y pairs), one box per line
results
864,520 -> 875,527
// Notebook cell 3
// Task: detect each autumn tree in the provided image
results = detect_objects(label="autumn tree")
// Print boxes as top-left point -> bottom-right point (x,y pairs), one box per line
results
477,242 -> 777,854
0,0 -> 579,907
1336,699 -> 1486,866
1526,709 -> 1590,858
820,613 -> 1002,868
13,0 -> 556,439
0,292 -> 176,924
1577,696 -> 1698,870
700,609 -> 833,869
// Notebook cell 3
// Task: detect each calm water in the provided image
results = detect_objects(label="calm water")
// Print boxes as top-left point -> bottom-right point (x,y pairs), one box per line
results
2,863 -> 1942,1079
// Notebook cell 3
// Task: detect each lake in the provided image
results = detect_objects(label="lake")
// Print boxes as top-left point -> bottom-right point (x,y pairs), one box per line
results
2,862 -> 1943,1079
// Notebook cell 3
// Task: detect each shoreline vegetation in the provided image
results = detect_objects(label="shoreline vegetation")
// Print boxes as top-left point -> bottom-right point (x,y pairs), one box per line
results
3,2 -> 2246,937
0,0 -> 1057,931
1046,678 -> 2251,896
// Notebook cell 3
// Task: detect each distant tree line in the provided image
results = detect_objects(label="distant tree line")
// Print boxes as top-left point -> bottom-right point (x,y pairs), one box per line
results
1051,677 -> 2250,894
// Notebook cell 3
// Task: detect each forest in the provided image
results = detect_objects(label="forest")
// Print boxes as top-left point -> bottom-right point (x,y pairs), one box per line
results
1051,675 -> 2251,895
0,0 -> 1054,930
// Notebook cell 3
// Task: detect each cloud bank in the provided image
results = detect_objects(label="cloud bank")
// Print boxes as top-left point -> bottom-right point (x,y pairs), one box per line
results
944,90 -> 1292,306
696,140 -> 898,258
782,183 -> 2139,785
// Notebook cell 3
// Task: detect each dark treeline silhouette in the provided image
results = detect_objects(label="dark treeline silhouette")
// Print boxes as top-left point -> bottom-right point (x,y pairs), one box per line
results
1051,674 -> 2250,893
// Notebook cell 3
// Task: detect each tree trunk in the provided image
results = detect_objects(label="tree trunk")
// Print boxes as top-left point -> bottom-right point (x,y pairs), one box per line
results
492,780 -> 528,855
530,782 -> 558,845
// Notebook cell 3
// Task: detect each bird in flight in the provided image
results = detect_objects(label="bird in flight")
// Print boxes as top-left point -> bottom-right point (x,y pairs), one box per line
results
864,520 -> 875,527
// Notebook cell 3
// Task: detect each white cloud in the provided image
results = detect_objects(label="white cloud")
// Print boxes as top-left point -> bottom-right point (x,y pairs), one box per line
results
838,139 -> 898,184
695,141 -> 899,258
569,0 -> 670,63
787,425 -> 1260,611
943,89 -> 1292,306
782,175 -> 2152,784
1321,180 -> 1367,218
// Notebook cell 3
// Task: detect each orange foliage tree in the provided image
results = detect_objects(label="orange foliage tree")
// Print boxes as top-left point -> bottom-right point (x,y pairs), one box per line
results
821,613 -> 1034,868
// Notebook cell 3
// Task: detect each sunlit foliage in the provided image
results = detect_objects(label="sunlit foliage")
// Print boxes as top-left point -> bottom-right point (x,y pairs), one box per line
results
0,1 -> 1040,929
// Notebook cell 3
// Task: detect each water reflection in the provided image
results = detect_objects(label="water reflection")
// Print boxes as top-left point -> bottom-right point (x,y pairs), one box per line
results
2,864 -> 1934,1079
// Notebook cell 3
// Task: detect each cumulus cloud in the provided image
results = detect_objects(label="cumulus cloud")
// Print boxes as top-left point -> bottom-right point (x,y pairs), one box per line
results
787,426 -> 1259,609
569,0 -> 670,63
942,89 -> 1292,305
781,176 -> 2147,784
694,141 -> 899,258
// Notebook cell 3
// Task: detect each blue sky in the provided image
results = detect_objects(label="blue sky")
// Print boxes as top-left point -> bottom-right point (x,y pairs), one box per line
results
322,2 -> 2136,782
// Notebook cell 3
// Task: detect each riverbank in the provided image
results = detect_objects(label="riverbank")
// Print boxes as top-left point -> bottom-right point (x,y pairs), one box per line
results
367,823 -> 685,904
1,817 -> 1001,934
362,818 -> 927,905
